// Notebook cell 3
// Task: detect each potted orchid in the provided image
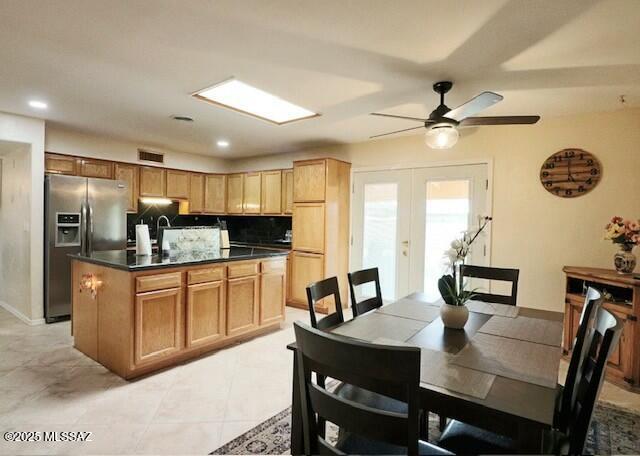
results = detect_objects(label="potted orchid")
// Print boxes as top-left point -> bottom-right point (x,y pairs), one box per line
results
604,216 -> 640,274
438,216 -> 492,329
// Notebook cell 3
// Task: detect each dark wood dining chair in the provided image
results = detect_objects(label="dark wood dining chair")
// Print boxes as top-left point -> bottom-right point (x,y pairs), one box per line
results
348,267 -> 383,317
293,321 -> 452,455
555,287 -> 603,433
437,307 -> 623,455
306,276 -> 345,330
461,264 -> 520,306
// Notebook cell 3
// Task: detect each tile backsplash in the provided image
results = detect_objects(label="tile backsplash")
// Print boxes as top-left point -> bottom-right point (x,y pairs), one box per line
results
127,201 -> 292,246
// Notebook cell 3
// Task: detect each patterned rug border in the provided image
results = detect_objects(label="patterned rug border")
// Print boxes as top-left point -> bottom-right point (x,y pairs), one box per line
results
212,401 -> 640,455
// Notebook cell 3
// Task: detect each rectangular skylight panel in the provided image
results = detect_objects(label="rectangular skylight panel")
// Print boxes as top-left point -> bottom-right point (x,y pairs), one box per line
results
194,79 -> 317,124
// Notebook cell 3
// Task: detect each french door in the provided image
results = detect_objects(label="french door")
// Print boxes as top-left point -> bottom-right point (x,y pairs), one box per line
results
351,164 -> 489,302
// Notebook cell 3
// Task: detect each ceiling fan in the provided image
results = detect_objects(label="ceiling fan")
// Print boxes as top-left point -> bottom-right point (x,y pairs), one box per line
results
370,81 -> 540,149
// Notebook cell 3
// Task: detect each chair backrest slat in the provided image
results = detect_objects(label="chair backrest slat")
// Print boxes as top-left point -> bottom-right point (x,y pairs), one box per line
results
566,307 -> 623,454
558,287 -> 603,432
461,264 -> 519,306
348,268 -> 383,317
294,322 -> 421,455
306,277 -> 345,330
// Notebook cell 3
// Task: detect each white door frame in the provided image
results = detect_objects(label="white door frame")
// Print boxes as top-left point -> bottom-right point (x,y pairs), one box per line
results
349,157 -> 494,294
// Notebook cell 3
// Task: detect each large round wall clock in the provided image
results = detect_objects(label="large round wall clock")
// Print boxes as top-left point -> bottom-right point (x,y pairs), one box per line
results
540,148 -> 601,198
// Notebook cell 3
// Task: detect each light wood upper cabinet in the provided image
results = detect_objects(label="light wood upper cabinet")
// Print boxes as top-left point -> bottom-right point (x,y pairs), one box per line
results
188,173 -> 204,213
134,288 -> 183,366
114,163 -> 139,213
260,170 -> 282,214
186,280 -> 225,348
260,259 -> 286,325
166,170 -> 190,199
45,153 -> 77,175
292,203 -> 325,253
77,158 -> 114,179
227,173 -> 244,214
204,174 -> 226,213
282,169 -> 294,214
139,166 -> 166,197
244,172 -> 262,214
226,274 -> 260,337
294,160 -> 326,202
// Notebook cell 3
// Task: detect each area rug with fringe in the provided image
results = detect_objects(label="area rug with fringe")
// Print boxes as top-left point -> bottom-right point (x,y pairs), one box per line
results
211,402 -> 640,455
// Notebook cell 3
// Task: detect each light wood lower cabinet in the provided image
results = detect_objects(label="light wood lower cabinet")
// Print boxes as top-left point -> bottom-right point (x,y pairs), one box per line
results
226,275 -> 260,337
260,259 -> 286,325
186,280 -> 225,348
134,288 -> 183,366
289,251 -> 324,304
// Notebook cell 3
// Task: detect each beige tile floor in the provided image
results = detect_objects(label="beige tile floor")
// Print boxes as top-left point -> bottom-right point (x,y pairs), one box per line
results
1,305 -> 639,455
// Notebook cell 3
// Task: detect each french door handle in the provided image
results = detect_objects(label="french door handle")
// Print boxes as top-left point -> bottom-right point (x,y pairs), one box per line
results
401,240 -> 410,246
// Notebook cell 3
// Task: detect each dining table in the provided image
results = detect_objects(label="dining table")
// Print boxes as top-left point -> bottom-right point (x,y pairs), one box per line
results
287,292 -> 564,455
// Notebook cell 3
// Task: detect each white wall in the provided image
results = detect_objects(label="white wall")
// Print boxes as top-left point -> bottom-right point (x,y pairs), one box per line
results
0,112 -> 45,324
227,108 -> 640,312
46,126 -> 228,173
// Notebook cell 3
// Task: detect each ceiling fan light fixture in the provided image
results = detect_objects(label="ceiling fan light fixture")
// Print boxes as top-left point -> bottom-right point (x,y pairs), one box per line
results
425,123 -> 459,149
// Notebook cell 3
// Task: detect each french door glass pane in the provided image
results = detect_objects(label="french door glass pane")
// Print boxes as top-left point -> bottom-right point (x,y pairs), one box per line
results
362,183 -> 397,300
423,180 -> 470,300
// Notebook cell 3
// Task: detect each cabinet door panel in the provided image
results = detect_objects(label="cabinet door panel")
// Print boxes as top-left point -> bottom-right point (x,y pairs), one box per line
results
166,170 -> 190,199
261,170 -> 282,214
243,172 -> 261,214
45,153 -> 77,175
189,174 -> 204,213
115,163 -> 139,213
204,174 -> 226,213
226,275 -> 259,337
290,252 -> 324,304
292,203 -> 325,253
260,262 -> 286,325
282,169 -> 294,214
227,174 -> 244,214
134,288 -> 182,365
77,158 -> 114,179
293,160 -> 325,202
139,167 -> 166,197
186,281 -> 225,348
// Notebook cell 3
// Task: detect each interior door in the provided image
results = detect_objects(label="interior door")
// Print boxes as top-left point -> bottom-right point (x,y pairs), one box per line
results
351,170 -> 412,301
409,164 -> 488,300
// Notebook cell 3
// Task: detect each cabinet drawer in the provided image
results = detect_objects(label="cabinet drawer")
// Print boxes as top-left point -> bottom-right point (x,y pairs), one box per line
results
188,266 -> 226,285
227,261 -> 259,279
261,258 -> 286,274
136,272 -> 182,293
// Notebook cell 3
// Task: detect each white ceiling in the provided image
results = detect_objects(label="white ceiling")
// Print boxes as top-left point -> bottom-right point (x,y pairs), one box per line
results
1,0 -> 639,158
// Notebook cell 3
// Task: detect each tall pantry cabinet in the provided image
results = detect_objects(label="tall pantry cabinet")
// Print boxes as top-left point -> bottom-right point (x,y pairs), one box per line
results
289,158 -> 351,314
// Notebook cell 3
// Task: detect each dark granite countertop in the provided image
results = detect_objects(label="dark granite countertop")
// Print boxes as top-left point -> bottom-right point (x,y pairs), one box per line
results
69,247 -> 289,271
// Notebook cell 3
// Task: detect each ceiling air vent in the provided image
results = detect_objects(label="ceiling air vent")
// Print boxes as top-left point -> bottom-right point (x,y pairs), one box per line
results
138,149 -> 164,164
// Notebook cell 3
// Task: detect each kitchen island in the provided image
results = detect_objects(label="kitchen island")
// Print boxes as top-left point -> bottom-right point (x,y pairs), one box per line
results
70,247 -> 289,379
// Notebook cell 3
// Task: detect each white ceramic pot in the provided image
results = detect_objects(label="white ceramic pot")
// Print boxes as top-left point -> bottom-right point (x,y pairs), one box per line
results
440,303 -> 469,329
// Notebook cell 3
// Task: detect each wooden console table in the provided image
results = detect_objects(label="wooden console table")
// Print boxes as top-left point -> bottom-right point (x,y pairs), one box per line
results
563,266 -> 639,391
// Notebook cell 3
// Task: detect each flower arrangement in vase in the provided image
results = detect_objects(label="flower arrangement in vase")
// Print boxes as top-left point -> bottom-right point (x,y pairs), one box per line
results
604,216 -> 640,274
438,216 -> 492,329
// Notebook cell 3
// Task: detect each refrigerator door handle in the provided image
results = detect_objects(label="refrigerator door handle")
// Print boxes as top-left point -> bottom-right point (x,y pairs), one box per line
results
80,201 -> 88,256
87,204 -> 94,254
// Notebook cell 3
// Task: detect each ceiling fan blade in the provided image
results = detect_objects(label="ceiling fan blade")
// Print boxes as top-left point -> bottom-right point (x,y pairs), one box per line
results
369,126 -> 424,139
443,91 -> 504,122
370,112 -> 428,122
459,115 -> 540,126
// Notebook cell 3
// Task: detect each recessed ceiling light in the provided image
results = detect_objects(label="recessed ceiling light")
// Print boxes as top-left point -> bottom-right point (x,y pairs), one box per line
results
216,140 -> 230,148
28,100 -> 48,109
193,79 -> 318,125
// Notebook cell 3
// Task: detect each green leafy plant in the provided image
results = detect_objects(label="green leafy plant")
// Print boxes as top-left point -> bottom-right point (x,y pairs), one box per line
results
438,274 -> 478,306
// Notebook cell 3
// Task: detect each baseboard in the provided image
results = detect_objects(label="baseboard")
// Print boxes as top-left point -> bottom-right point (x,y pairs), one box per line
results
0,300 -> 45,325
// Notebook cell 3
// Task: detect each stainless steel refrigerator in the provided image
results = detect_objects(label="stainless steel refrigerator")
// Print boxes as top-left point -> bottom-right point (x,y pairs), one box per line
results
44,174 -> 128,323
